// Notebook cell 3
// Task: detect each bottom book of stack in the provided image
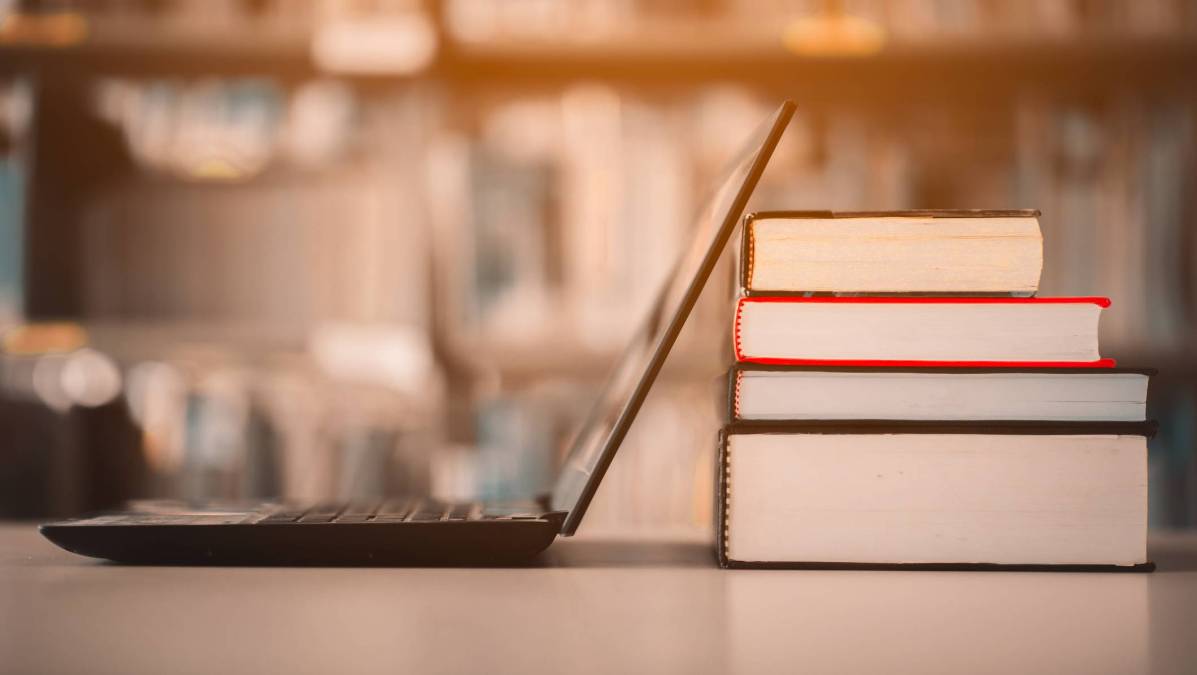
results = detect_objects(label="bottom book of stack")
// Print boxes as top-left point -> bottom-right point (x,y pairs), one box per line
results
717,422 -> 1156,571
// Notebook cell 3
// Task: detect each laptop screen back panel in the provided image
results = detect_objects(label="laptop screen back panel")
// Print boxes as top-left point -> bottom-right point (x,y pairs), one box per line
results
551,102 -> 795,535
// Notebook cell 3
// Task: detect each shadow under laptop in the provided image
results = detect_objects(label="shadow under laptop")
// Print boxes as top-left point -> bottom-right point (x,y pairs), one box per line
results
88,535 -> 1195,570
536,539 -> 716,568
92,539 -> 718,569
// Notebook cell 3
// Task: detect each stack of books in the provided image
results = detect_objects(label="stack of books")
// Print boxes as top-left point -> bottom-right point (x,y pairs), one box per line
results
718,210 -> 1156,571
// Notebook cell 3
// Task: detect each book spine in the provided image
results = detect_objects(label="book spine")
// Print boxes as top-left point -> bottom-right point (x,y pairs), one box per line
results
725,365 -> 740,423
738,213 -> 755,292
733,292 -> 745,362
716,428 -> 731,569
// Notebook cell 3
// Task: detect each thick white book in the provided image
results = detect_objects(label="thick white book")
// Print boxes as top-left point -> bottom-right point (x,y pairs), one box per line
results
718,424 -> 1154,570
729,366 -> 1152,422
741,210 -> 1043,294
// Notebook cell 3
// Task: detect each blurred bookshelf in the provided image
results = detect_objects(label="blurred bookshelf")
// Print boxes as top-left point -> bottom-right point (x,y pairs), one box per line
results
0,0 -> 1195,531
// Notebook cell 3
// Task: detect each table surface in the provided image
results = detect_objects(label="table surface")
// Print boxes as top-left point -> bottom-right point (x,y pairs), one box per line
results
3,524 -> 1197,675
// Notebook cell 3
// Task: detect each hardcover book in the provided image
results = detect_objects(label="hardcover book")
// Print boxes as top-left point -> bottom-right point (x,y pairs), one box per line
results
740,210 -> 1043,295
728,364 -> 1152,422
717,422 -> 1156,571
733,296 -> 1114,367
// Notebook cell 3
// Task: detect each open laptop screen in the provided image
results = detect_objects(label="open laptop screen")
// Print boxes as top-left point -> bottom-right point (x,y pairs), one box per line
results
551,101 -> 795,534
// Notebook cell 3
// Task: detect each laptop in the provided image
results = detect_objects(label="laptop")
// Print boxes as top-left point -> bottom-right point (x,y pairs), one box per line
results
40,101 -> 796,565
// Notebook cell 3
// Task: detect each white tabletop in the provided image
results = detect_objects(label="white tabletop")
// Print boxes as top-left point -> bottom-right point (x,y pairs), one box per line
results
2,524 -> 1196,675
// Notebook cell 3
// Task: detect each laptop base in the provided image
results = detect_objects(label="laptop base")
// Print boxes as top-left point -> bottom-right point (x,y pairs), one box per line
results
41,506 -> 564,566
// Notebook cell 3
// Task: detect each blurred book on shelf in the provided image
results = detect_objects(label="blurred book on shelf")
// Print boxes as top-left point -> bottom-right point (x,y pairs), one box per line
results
0,78 -> 31,326
429,87 -> 691,361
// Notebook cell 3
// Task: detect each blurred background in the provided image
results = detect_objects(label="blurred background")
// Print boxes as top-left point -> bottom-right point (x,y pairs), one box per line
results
0,0 -> 1194,533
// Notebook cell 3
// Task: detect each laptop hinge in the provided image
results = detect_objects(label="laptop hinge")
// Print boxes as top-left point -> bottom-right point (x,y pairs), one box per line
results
544,510 -> 568,533
534,494 -> 570,533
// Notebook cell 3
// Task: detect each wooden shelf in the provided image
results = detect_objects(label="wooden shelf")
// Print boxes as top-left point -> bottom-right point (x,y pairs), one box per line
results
3,33 -> 1195,95
437,37 -> 1197,99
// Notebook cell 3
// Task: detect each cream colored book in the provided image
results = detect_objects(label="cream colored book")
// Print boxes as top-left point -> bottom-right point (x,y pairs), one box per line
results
717,424 -> 1154,570
740,210 -> 1043,294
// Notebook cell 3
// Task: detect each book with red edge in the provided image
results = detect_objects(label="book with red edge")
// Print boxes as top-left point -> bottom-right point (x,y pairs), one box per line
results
732,295 -> 1115,368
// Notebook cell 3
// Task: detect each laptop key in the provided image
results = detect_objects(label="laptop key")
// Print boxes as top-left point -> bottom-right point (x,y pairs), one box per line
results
334,502 -> 380,523
298,504 -> 345,523
257,510 -> 306,524
447,503 -> 473,521
409,510 -> 445,522
256,499 -> 483,524
374,497 -> 417,518
369,515 -> 405,523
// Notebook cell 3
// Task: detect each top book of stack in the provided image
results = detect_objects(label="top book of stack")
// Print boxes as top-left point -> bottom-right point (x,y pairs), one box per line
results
741,210 -> 1043,295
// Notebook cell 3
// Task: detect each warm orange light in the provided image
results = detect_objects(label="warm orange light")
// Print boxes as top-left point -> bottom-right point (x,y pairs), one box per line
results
311,13 -> 438,75
0,11 -> 88,47
1,322 -> 88,356
782,13 -> 885,57
183,158 -> 256,183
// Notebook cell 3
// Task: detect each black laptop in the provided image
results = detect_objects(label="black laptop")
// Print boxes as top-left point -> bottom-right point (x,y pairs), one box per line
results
40,102 -> 796,565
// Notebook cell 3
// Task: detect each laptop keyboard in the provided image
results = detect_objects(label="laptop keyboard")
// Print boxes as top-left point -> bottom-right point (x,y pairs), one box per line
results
254,499 -> 538,524
53,499 -> 549,527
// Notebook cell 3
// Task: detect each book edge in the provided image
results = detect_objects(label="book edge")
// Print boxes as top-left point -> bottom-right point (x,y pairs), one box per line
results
740,213 -> 755,291
733,297 -> 746,361
736,358 -> 1119,368
721,420 -> 1160,437
748,209 -> 1043,220
721,560 -> 1155,572
738,295 -> 1111,306
727,366 -> 737,418
729,363 -> 1156,375
717,429 -> 731,568
741,290 -> 1041,298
